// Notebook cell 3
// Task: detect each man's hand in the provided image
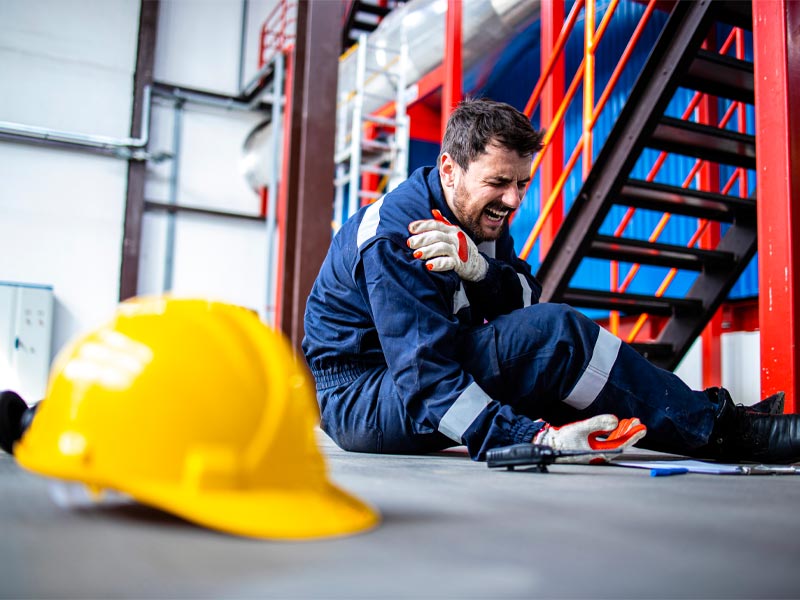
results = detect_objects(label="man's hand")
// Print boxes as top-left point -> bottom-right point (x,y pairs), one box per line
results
533,414 -> 647,464
407,210 -> 488,282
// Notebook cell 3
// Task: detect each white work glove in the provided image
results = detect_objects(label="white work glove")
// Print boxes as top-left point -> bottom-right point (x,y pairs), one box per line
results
407,209 -> 488,282
533,414 -> 647,464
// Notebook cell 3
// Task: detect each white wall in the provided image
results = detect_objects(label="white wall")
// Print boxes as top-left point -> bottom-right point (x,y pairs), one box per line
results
0,0 -> 283,381
0,0 -> 140,365
674,331 -> 762,404
142,0 -> 280,319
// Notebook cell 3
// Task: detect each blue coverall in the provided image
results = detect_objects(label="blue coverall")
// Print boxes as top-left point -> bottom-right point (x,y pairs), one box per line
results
303,166 -> 718,460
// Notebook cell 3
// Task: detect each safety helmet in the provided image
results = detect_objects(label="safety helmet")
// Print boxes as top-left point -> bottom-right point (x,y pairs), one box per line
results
14,296 -> 378,539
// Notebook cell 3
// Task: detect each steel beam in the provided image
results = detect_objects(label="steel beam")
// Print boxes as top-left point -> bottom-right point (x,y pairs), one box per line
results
278,0 -> 340,350
441,0 -> 463,135
753,0 -> 800,412
698,43 -> 722,389
539,0 -> 565,261
119,0 -> 159,300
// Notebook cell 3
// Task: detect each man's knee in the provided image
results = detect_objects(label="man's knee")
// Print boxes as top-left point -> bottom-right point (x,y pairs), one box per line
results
322,421 -> 383,453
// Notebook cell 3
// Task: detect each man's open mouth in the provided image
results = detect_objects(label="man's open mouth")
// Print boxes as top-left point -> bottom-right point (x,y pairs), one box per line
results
484,207 -> 509,222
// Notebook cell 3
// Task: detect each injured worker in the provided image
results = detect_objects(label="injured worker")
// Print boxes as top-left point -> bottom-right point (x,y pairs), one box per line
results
302,97 -> 800,464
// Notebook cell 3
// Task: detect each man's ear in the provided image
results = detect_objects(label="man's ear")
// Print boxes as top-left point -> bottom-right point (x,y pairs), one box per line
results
440,153 -> 457,189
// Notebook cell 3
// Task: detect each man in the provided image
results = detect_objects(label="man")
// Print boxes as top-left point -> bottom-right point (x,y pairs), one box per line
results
303,97 -> 800,463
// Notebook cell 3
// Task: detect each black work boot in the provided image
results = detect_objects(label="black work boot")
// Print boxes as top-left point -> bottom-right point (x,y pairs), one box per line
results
749,392 -> 785,415
690,388 -> 800,464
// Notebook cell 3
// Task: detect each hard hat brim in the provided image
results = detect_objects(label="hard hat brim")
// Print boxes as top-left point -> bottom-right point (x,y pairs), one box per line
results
18,441 -> 379,540
127,478 -> 380,540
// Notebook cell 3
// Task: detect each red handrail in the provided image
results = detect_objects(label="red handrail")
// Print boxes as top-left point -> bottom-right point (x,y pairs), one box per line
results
524,0 -> 586,118
520,0 -> 657,261
259,0 -> 297,69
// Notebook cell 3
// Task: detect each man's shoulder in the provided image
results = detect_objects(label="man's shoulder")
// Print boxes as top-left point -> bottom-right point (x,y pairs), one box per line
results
354,166 -> 439,247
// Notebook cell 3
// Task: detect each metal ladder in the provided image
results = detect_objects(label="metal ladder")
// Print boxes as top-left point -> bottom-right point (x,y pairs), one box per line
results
334,33 -> 409,230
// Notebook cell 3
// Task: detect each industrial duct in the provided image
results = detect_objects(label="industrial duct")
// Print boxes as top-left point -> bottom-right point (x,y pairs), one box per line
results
338,0 -> 542,114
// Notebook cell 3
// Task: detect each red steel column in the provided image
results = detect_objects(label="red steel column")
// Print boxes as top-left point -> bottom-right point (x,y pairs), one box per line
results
539,0 -> 565,261
278,0 -> 340,350
753,0 -> 800,412
698,65 -> 722,389
441,0 -> 463,135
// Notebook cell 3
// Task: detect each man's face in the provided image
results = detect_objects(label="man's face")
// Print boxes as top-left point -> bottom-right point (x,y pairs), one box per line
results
440,142 -> 532,242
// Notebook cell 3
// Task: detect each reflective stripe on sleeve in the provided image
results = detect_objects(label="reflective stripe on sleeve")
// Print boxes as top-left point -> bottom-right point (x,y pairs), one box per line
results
517,274 -> 533,307
438,382 -> 492,443
356,198 -> 384,248
453,282 -> 470,314
563,327 -> 621,410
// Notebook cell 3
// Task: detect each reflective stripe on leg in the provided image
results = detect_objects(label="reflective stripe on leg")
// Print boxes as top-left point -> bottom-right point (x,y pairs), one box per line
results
438,381 -> 492,443
564,327 -> 621,410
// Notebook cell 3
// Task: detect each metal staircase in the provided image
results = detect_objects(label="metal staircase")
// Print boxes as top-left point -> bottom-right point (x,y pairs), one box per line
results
536,0 -> 757,370
341,0 -> 407,51
334,33 -> 410,228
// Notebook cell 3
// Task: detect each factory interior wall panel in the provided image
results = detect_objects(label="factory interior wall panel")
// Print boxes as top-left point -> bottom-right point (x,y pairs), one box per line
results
175,108 -> 263,212
140,102 -> 268,312
722,331 -> 761,405
144,102 -> 265,210
0,0 -> 139,137
155,0 -> 247,95
138,211 -> 268,316
673,337 -> 702,391
137,212 -> 170,299
0,144 -> 128,362
0,0 -> 140,361
671,332 -> 761,402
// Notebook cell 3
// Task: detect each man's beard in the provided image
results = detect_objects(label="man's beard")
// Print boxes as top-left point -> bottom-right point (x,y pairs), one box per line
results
452,180 -> 505,243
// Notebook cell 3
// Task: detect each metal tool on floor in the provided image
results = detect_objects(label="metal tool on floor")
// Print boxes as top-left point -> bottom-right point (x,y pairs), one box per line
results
487,443 -> 621,472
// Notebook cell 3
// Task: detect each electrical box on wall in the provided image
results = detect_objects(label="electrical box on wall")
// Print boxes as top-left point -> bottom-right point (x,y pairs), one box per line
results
0,282 -> 54,404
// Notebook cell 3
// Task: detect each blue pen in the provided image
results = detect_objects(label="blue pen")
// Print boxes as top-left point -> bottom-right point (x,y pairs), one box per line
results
650,467 -> 689,477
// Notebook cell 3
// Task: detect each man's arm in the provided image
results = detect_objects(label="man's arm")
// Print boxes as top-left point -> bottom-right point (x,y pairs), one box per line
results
466,248 -> 542,319
359,237 -> 541,459
407,211 -> 542,319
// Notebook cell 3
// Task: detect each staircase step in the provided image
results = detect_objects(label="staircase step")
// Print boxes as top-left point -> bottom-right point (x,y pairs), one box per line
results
683,49 -> 754,104
561,288 -> 704,317
650,116 -> 756,169
629,342 -> 675,361
353,2 -> 392,18
589,235 -> 736,271
619,180 -> 756,224
713,0 -> 753,30
353,19 -> 380,33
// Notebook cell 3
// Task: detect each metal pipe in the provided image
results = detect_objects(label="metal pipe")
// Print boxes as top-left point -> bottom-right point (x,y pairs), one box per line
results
264,52 -> 284,327
163,100 -> 184,293
238,0 -> 249,92
152,82 -> 279,113
0,86 -> 152,160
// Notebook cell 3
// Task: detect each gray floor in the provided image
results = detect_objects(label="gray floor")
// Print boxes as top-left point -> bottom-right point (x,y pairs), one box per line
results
2,432 -> 800,599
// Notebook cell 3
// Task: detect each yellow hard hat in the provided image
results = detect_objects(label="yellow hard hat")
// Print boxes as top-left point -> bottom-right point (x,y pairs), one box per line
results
14,296 -> 378,540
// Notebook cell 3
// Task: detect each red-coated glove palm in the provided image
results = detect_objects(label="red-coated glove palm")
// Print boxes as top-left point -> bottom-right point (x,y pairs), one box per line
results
533,414 -> 647,464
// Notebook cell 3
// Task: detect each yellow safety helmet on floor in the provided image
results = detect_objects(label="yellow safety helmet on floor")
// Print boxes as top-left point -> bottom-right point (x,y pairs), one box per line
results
14,296 -> 379,540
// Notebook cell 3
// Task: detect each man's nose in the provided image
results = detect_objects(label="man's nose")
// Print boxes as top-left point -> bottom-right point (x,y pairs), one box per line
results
502,185 -> 522,210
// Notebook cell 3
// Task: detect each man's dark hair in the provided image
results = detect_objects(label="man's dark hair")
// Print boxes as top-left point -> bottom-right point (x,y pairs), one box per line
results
439,97 -> 544,170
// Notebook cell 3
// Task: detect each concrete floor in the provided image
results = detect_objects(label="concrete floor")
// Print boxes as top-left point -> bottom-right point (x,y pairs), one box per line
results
2,433 -> 800,599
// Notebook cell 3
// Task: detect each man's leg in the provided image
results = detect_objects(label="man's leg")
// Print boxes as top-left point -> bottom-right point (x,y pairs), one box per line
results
463,303 -> 800,462
317,367 -> 456,455
458,303 -> 717,454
